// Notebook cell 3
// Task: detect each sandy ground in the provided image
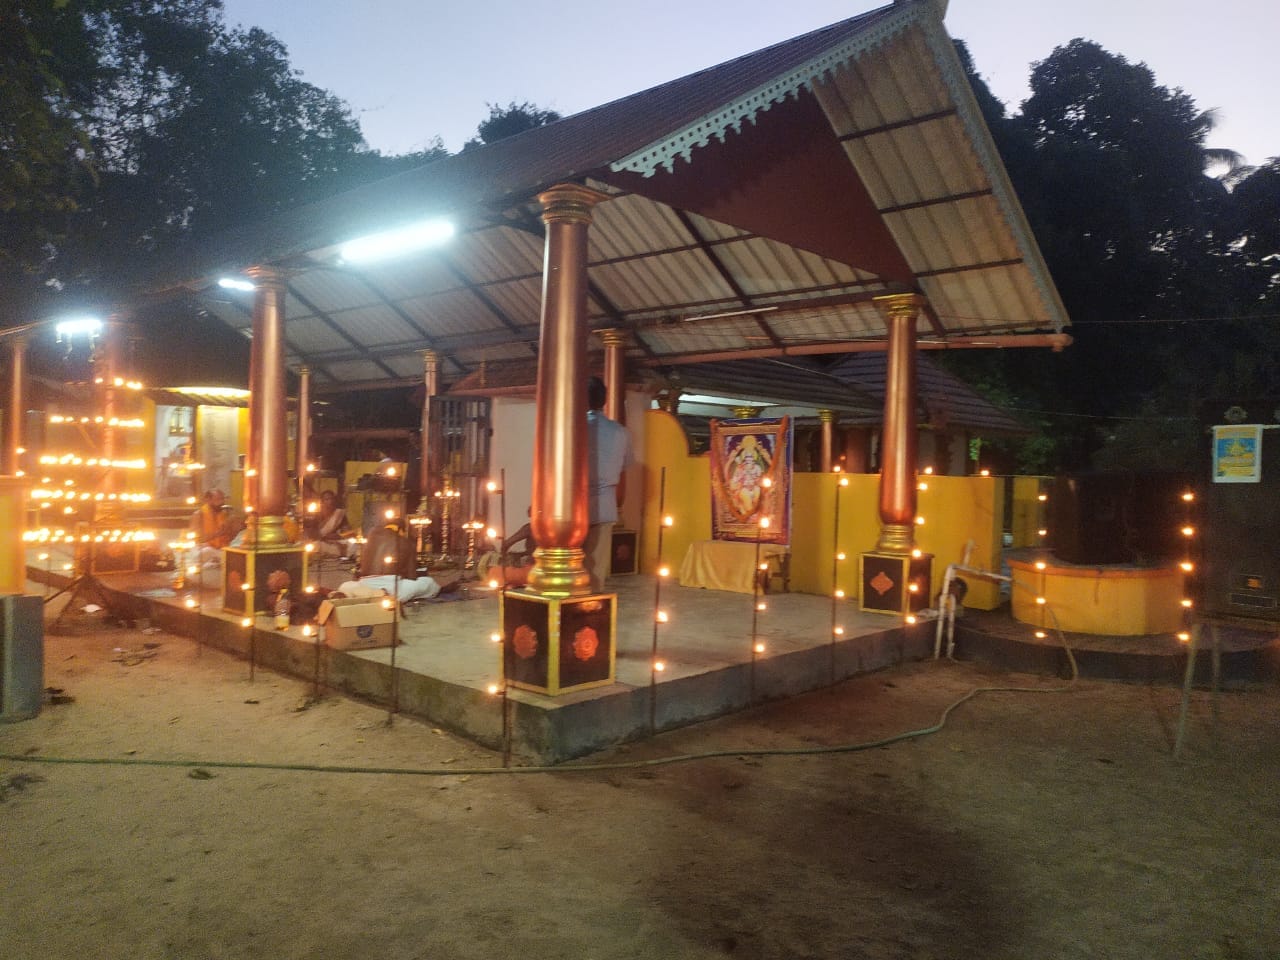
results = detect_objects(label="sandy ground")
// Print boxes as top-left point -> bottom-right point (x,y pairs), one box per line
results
2,614 -> 1279,960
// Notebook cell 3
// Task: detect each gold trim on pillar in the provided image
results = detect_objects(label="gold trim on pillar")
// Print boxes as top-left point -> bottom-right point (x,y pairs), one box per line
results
527,183 -> 610,597
872,292 -> 925,555
732,406 -> 760,419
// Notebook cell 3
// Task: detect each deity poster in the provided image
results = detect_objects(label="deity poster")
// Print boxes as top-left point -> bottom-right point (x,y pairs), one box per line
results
708,416 -> 792,543
1213,424 -> 1263,483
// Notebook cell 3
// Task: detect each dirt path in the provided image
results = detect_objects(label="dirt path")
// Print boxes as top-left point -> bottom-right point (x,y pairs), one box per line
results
3,621 -> 1278,959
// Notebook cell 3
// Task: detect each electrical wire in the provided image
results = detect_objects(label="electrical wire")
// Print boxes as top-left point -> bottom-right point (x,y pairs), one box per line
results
0,653 -> 1080,779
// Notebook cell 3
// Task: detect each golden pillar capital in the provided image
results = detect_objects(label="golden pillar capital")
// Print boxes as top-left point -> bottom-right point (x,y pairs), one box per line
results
655,390 -> 681,414
873,291 -> 927,323
732,406 -> 760,419
818,408 -> 836,424
537,183 -> 610,225
596,327 -> 628,349
245,263 -> 293,293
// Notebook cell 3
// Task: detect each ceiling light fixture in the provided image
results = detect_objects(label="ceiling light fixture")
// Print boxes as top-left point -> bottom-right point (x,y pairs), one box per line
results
338,218 -> 455,264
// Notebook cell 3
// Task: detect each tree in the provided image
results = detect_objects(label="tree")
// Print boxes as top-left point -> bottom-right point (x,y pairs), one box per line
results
942,38 -> 1263,471
463,100 -> 561,150
0,0 -> 99,269
0,0 -> 435,325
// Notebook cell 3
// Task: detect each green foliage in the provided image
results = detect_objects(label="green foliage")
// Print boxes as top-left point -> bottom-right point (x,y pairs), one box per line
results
464,100 -> 562,150
954,36 -> 1280,471
0,0 -> 98,266
0,0 -> 431,321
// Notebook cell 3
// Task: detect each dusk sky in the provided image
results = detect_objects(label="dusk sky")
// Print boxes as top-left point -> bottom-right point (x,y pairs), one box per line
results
219,0 -> 1277,169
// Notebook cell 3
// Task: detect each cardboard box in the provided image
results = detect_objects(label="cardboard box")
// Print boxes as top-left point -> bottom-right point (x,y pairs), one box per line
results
317,596 -> 398,651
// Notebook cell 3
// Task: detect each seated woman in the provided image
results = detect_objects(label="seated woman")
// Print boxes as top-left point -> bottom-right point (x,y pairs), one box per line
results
308,490 -> 355,559
336,518 -> 457,608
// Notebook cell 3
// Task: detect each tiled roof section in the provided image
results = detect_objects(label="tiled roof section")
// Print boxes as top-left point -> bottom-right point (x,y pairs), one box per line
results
181,4 -> 901,276
824,352 -> 1029,434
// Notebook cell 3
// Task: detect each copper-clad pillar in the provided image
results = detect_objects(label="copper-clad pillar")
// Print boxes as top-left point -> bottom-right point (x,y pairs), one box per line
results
7,335 -> 26,476
526,183 -> 608,597
843,427 -> 871,473
873,293 -> 924,554
418,349 -> 440,510
242,265 -> 292,545
818,408 -> 836,473
598,328 -> 627,423
295,365 -> 311,500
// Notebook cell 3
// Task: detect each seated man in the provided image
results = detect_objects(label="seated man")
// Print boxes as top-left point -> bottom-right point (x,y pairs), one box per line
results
336,518 -> 454,607
307,489 -> 355,559
189,488 -> 242,565
476,520 -> 534,588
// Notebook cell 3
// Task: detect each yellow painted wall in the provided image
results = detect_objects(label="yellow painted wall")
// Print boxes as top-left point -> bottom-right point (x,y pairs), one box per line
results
914,474 -> 1004,610
787,473 -> 880,597
640,410 -> 711,574
640,410 -> 1006,610
1010,475 -> 1050,548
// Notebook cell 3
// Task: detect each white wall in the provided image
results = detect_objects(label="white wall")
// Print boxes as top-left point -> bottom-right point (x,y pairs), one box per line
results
486,390 -> 648,534
489,396 -> 536,533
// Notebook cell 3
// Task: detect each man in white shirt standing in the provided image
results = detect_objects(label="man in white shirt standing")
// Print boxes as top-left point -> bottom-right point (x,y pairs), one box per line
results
584,376 -> 633,592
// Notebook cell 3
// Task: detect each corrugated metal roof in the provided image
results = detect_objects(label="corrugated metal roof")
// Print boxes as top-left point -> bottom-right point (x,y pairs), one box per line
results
153,0 -> 1067,394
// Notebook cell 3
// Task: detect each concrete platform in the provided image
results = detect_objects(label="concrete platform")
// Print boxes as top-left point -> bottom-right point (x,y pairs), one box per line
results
30,545 -> 1280,761
31,549 -> 933,762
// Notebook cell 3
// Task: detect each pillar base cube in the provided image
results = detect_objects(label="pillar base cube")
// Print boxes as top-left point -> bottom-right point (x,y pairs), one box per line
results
859,551 -> 933,615
223,544 -> 307,615
502,591 -> 616,695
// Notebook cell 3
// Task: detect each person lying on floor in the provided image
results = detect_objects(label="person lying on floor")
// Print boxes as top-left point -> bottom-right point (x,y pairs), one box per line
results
335,517 -> 457,605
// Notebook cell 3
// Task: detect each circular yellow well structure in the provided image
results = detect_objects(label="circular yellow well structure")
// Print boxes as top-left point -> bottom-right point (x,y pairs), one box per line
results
1007,554 -> 1186,636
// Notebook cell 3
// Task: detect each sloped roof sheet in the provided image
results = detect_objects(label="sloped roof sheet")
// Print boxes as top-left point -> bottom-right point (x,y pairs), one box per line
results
164,0 -> 1067,394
